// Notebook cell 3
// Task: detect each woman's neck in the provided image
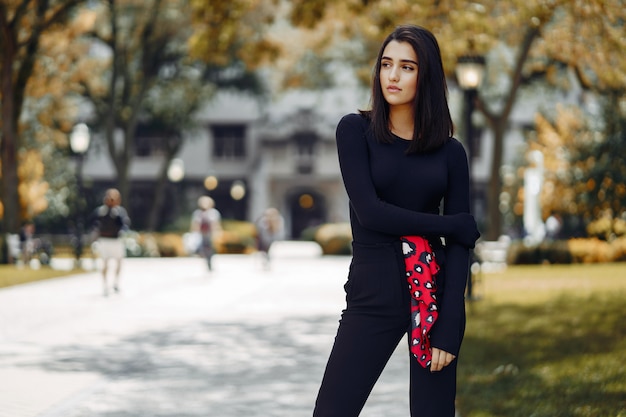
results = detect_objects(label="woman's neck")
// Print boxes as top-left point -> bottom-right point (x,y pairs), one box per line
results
388,106 -> 414,140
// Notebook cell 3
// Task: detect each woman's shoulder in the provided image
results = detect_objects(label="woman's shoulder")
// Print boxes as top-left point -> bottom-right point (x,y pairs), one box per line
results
338,112 -> 370,128
336,112 -> 371,143
442,137 -> 470,167
444,137 -> 468,155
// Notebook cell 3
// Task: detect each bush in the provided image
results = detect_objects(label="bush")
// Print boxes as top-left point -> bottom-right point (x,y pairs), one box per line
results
507,237 -> 626,264
507,240 -> 573,264
214,220 -> 257,254
125,221 -> 258,257
567,237 -> 615,263
124,232 -> 185,257
314,223 -> 352,255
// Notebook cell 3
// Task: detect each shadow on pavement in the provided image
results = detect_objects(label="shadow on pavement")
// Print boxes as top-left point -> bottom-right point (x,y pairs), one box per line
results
34,316 -> 340,417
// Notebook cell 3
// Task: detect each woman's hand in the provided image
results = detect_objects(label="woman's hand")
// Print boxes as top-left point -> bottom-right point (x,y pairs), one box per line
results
448,213 -> 480,248
430,347 -> 456,372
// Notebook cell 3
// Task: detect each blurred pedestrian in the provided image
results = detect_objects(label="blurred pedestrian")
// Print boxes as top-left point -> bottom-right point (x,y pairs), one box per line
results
91,188 -> 130,296
545,212 -> 562,241
313,25 -> 480,417
255,207 -> 285,269
19,221 -> 37,265
190,196 -> 222,271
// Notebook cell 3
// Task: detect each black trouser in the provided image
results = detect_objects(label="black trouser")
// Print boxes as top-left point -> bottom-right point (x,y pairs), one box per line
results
313,241 -> 457,417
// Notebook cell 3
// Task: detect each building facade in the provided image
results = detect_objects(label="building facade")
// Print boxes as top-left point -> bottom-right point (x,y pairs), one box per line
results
81,88 -> 367,238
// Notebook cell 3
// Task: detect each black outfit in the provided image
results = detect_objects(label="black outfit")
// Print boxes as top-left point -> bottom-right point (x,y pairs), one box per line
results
313,114 -> 472,417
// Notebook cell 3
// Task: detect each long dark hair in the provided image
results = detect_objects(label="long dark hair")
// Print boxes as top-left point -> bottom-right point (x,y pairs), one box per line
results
361,25 -> 454,153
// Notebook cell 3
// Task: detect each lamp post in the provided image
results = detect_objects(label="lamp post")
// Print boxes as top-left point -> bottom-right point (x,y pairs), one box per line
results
455,53 -> 485,300
167,158 -> 185,222
70,123 -> 91,267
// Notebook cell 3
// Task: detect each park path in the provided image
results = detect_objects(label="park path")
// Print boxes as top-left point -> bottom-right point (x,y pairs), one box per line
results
0,249 -> 419,417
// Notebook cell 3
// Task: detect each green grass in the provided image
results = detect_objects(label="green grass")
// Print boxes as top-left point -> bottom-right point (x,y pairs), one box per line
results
458,263 -> 626,417
0,264 -> 86,289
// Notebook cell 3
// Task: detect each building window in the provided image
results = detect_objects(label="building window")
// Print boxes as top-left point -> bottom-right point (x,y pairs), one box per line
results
212,125 -> 246,160
135,124 -> 180,157
293,132 -> 317,174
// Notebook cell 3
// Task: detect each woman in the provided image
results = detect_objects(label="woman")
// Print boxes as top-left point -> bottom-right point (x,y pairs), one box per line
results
190,196 -> 222,271
255,207 -> 285,268
91,188 -> 131,296
313,25 -> 480,416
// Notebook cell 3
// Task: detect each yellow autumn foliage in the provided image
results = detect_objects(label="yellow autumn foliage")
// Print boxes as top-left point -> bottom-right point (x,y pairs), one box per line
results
17,150 -> 49,220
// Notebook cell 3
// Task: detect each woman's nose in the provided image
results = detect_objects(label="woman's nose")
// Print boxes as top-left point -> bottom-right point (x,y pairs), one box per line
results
388,67 -> 399,82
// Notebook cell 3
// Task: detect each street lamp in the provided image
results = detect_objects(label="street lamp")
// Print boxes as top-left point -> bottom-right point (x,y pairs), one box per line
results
70,123 -> 91,266
230,180 -> 246,201
167,158 -> 185,183
166,158 -> 185,224
456,53 -> 486,300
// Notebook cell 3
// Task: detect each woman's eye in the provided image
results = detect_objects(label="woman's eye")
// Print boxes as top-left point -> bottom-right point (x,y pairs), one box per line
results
403,65 -> 414,71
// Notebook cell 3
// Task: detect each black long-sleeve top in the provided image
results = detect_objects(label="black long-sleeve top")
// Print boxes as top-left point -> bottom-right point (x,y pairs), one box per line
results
336,113 -> 472,356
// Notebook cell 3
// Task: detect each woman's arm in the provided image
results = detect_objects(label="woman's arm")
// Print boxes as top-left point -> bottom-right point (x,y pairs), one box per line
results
337,114 -> 478,244
430,139 -> 474,356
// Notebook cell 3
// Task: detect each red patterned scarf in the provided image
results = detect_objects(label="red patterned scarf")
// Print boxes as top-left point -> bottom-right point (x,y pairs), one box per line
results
401,236 -> 440,368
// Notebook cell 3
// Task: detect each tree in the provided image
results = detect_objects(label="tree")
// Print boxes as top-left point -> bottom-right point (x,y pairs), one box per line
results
502,104 -> 596,238
142,60 -> 264,231
78,0 -> 266,230
0,0 -> 84,238
502,89 -> 626,240
142,73 -> 212,231
17,149 -> 49,219
77,0 -> 190,207
573,93 -> 626,231
187,0 -> 280,68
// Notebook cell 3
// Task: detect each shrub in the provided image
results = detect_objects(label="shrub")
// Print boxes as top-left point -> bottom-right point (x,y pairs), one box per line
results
611,236 -> 626,261
214,220 -> 257,254
507,237 -> 626,264
507,240 -> 573,264
314,223 -> 352,255
567,237 -> 614,263
126,232 -> 185,257
586,215 -> 626,241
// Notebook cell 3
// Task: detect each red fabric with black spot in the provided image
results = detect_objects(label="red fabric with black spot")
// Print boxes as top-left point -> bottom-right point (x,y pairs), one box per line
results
401,236 -> 440,368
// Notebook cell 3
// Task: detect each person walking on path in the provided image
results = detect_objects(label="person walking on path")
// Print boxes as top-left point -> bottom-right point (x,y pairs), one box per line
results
313,25 -> 480,417
255,207 -> 285,269
190,196 -> 222,272
91,188 -> 131,296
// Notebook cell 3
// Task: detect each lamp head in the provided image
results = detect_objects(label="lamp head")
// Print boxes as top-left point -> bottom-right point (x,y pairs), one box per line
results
70,123 -> 91,154
455,55 -> 486,91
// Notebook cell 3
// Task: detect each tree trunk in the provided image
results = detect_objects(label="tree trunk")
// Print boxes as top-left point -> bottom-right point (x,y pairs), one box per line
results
486,121 -> 506,240
477,25 -> 540,241
146,135 -> 184,231
0,34 -> 20,236
146,159 -> 171,232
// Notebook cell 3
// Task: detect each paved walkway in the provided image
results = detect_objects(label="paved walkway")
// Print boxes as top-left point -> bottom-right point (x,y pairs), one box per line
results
0,250 -> 422,417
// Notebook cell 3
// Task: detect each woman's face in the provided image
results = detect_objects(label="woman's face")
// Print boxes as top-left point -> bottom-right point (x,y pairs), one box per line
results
379,40 -> 418,109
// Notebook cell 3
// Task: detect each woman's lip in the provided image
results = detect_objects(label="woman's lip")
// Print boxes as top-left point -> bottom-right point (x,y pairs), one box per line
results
387,85 -> 401,92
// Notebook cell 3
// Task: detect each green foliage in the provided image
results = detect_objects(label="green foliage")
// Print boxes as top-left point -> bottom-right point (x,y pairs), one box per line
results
573,94 -> 626,222
502,94 -> 626,240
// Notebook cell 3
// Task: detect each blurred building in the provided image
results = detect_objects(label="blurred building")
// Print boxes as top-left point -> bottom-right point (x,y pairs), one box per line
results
82,88 -> 367,238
